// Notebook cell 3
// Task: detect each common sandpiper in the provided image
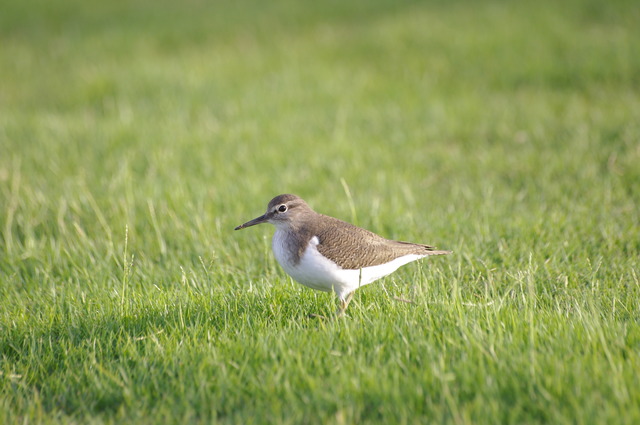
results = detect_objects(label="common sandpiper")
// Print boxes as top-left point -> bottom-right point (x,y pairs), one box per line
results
235,194 -> 451,317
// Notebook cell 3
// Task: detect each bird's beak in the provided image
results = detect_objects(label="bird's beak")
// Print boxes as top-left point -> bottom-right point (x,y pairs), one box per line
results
234,213 -> 269,230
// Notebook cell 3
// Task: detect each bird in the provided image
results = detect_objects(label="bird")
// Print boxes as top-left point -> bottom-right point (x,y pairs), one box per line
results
234,194 -> 451,317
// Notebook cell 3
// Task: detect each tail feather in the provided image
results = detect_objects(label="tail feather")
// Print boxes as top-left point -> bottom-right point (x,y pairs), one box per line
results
422,249 -> 452,256
394,240 -> 452,256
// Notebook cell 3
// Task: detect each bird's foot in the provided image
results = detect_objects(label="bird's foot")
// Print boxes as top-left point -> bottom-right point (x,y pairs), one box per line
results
393,296 -> 414,304
308,312 -> 347,320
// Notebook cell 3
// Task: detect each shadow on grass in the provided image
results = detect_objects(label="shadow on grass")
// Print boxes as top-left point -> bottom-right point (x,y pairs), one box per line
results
1,289 -> 336,416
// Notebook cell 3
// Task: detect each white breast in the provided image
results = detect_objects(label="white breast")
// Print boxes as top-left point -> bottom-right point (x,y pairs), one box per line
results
272,231 -> 425,300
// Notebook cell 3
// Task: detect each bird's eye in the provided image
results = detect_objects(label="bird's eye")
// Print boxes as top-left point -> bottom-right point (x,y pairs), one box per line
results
277,204 -> 287,213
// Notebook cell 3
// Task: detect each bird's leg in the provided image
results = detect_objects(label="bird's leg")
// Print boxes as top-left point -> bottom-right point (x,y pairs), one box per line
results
335,292 -> 354,318
333,268 -> 361,318
308,292 -> 355,320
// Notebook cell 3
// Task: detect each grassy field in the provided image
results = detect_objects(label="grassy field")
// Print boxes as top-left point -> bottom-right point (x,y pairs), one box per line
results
1,0 -> 639,423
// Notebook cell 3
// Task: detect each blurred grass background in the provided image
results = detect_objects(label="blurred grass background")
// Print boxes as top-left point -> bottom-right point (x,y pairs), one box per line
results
1,0 -> 639,423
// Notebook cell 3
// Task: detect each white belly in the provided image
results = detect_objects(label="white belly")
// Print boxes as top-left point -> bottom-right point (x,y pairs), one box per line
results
272,232 -> 424,300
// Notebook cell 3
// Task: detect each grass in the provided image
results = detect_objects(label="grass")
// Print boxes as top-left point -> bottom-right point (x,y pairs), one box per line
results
1,0 -> 639,423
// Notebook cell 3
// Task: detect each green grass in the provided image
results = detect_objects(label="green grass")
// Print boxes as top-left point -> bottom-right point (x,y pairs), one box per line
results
1,0 -> 639,423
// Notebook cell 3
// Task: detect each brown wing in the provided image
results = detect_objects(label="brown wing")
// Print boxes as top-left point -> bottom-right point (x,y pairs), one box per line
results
314,215 -> 450,270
